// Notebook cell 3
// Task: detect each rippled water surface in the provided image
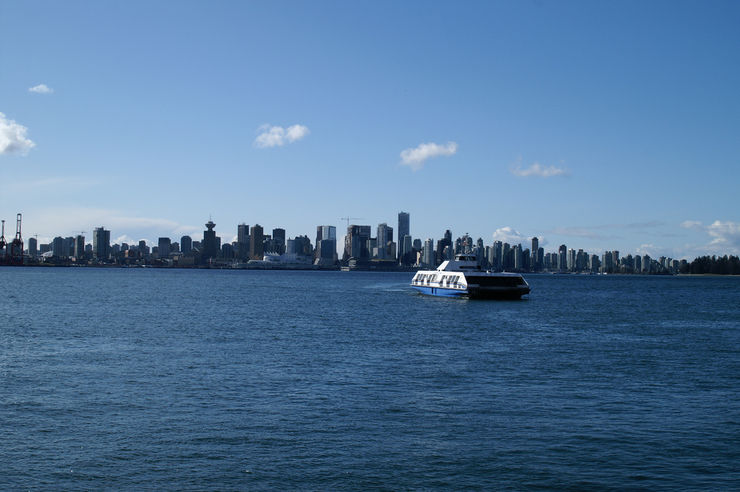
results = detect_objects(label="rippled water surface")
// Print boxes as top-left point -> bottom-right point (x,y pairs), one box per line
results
2,268 -> 739,489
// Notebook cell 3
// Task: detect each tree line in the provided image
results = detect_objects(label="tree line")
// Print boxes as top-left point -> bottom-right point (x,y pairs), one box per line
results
679,255 -> 740,275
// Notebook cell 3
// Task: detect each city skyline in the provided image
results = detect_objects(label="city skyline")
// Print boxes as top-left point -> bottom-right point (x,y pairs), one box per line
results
1,1 -> 739,259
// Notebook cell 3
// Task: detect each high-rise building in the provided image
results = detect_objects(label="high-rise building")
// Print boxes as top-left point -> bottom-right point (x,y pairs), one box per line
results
315,225 -> 337,264
343,225 -> 371,261
52,236 -> 65,258
422,238 -> 434,267
502,242 -> 511,270
181,235 -> 192,254
376,223 -> 393,259
74,235 -> 85,260
400,234 -> 413,265
93,227 -> 111,261
272,228 -> 286,255
397,212 -> 410,260
531,237 -> 539,271
249,224 -> 264,260
237,223 -> 249,260
202,220 -> 219,261
28,237 -> 37,258
158,237 -> 171,258
558,245 -> 567,272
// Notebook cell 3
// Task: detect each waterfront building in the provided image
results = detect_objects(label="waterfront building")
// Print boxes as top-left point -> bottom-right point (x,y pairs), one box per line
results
531,237 -> 539,271
376,223 -> 393,260
635,254 -> 642,272
315,225 -> 337,264
74,235 -> 85,260
344,225 -> 371,261
158,237 -> 171,258
492,240 -> 503,271
272,228 -> 286,255
28,236 -> 37,258
249,224 -> 264,260
93,227 -> 111,261
138,240 -> 150,258
237,223 -> 249,260
513,244 -> 523,271
221,243 -> 234,259
181,235 -> 192,254
202,221 -> 219,261
558,245 -> 567,272
52,236 -> 65,258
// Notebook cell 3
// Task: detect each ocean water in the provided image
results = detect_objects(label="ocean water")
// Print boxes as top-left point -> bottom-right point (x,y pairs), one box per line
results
1,267 -> 739,490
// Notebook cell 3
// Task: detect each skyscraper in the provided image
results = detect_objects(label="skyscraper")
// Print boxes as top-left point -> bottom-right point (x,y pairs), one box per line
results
181,235 -> 192,254
202,220 -> 219,261
343,225 -> 371,261
531,237 -> 539,271
376,223 -> 393,259
397,212 -> 409,260
315,225 -> 337,264
28,236 -> 37,258
422,238 -> 434,267
158,237 -> 171,258
272,228 -> 286,255
558,244 -> 567,272
93,227 -> 110,261
74,235 -> 85,260
249,224 -> 264,260
237,223 -> 249,260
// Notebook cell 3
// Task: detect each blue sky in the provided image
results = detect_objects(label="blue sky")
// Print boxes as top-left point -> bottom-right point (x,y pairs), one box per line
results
1,0 -> 739,258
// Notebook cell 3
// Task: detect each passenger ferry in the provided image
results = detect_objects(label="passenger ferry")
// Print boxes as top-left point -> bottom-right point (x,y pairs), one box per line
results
411,254 -> 530,299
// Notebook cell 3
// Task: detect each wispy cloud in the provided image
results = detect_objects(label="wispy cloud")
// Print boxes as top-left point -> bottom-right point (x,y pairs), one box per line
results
6,176 -> 102,193
547,226 -> 613,241
28,206 -> 201,244
400,141 -> 457,171
254,124 -> 309,148
510,161 -> 568,178
681,220 -> 703,230
0,112 -> 35,155
28,84 -> 54,94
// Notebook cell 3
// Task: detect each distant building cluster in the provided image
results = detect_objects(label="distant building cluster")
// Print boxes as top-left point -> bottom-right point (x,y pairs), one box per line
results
18,211 -> 687,273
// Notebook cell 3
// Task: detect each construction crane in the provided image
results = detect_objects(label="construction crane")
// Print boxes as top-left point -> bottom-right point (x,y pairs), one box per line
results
340,217 -> 365,228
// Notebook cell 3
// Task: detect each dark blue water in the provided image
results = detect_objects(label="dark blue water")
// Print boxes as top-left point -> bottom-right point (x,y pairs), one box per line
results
1,268 -> 738,489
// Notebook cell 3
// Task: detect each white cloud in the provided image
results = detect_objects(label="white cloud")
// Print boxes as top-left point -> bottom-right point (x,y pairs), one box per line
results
28,84 -> 54,94
707,221 -> 740,251
400,141 -> 457,171
677,220 -> 740,255
492,226 -> 529,246
511,162 -> 567,178
0,112 -> 35,155
254,124 -> 309,148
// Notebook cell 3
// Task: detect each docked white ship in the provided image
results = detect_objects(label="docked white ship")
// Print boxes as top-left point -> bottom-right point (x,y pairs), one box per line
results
411,254 -> 530,299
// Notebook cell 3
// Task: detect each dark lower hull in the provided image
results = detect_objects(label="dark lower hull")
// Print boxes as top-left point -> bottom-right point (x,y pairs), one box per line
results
467,285 -> 530,299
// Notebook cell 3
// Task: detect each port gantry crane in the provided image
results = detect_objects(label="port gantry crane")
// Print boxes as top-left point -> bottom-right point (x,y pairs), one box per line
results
9,214 -> 23,265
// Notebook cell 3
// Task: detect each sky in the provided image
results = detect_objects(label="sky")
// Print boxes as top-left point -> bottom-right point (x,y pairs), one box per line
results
1,0 -> 739,259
